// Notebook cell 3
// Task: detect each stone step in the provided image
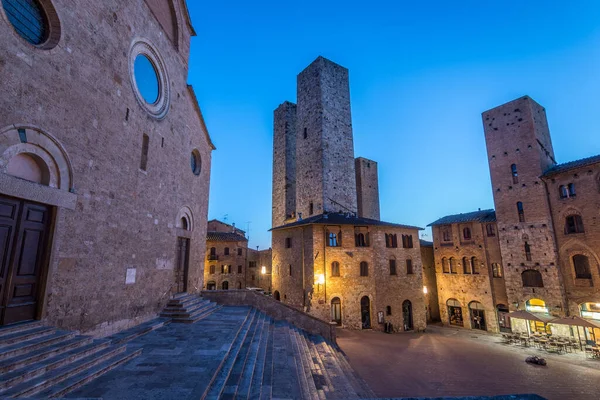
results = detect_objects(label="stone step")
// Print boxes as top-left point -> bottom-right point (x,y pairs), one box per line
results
0,336 -> 93,375
162,298 -> 210,313
0,321 -> 44,339
0,331 -> 76,361
248,316 -> 271,400
326,341 -> 376,399
109,318 -> 170,345
258,319 -> 275,400
0,345 -> 129,398
289,326 -> 320,400
202,308 -> 258,400
173,304 -> 222,324
160,300 -> 212,318
172,292 -> 194,300
167,295 -> 205,309
299,330 -> 333,397
33,348 -> 142,399
223,312 -> 265,398
310,335 -> 359,399
0,339 -> 112,391
235,313 -> 269,399
0,326 -> 56,347
270,322 -> 303,400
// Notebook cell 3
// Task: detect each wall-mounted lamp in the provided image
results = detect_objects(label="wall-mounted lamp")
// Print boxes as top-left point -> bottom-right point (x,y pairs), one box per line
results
316,274 -> 325,291
261,266 -> 267,275
423,286 -> 428,294
512,301 -> 519,310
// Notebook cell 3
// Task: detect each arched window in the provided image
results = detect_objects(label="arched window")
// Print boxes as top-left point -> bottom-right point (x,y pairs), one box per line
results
449,257 -> 457,274
206,281 -> 216,290
209,247 -> 217,260
565,215 -> 584,234
360,261 -> 369,277
224,247 -> 230,255
386,306 -> 392,316
462,257 -> 471,274
573,255 -> 592,279
511,164 -> 518,184
406,259 -> 413,275
331,297 -> 342,325
389,259 -> 397,275
331,261 -> 340,277
568,183 -> 576,197
524,241 -> 532,261
209,265 -> 215,274
517,202 -> 525,222
222,281 -> 229,290
471,257 -> 480,274
355,232 -> 369,247
486,224 -> 495,237
522,270 -> 543,287
463,227 -> 472,240
402,234 -> 414,248
327,231 -> 340,247
180,217 -> 189,231
442,227 -> 452,242
442,257 -> 450,274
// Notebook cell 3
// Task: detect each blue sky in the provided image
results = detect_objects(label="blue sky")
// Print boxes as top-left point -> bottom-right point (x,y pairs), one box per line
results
186,1 -> 600,249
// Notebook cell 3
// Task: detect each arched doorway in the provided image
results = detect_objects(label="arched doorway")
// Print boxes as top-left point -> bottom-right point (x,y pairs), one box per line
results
222,281 -> 229,290
331,297 -> 342,325
496,304 -> 511,333
525,298 -> 548,313
447,298 -> 463,326
206,281 -> 216,290
273,291 -> 280,301
360,296 -> 371,329
469,301 -> 486,331
402,300 -> 413,331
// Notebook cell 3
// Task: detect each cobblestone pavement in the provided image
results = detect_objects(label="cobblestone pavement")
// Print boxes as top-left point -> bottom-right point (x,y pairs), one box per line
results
336,326 -> 600,400
67,307 -> 251,400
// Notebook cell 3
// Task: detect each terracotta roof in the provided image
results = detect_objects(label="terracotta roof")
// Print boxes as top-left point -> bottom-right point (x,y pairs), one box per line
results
270,212 -> 422,231
206,232 -> 247,242
428,209 -> 496,227
542,154 -> 600,177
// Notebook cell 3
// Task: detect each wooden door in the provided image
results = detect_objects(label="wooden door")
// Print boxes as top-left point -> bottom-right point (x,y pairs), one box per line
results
176,237 -> 190,293
0,196 -> 51,325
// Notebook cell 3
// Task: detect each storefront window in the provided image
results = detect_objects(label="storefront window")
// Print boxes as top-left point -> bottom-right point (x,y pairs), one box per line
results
580,303 -> 600,321
525,298 -> 548,313
447,299 -> 463,326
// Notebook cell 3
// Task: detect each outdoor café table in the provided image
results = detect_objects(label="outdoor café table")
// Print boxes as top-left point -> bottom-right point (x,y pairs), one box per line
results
538,338 -> 548,349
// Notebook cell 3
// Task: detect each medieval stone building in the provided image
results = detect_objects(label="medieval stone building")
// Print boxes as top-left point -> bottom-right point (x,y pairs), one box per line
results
0,0 -> 213,335
203,220 -> 272,292
430,95 -> 600,334
271,57 -> 426,332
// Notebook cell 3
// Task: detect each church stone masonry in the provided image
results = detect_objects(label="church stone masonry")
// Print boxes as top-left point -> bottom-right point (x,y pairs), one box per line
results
271,57 -> 426,332
0,0 -> 214,335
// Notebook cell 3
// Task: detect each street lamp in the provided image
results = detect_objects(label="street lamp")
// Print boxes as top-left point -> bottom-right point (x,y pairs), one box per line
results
316,274 -> 325,292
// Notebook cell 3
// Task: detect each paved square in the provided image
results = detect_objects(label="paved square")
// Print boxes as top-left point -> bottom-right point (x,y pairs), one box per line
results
337,326 -> 600,400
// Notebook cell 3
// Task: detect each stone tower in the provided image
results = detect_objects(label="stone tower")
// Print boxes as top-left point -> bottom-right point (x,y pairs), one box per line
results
355,157 -> 380,220
295,56 -> 358,218
482,96 -> 566,313
272,101 -> 297,228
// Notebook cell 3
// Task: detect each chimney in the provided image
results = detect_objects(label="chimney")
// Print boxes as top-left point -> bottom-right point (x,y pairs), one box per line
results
297,212 -> 303,221
232,222 -> 236,232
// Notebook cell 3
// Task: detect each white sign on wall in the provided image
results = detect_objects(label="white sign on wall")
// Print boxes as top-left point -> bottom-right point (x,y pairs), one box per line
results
126,268 -> 136,284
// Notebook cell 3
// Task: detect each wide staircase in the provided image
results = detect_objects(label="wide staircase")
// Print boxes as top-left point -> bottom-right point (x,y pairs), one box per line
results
159,292 -> 221,323
201,307 -> 375,400
0,320 -> 142,398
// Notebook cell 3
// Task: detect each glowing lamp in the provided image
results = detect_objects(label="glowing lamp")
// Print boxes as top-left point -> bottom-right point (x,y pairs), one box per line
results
423,286 -> 428,294
261,266 -> 267,275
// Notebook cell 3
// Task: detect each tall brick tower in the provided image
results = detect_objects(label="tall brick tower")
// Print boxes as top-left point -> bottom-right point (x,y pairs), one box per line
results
483,96 -> 566,314
355,157 -> 380,220
272,101 -> 297,228
295,57 -> 358,218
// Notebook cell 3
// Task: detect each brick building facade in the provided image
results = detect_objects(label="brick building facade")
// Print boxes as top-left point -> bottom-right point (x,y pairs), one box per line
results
0,0 -> 214,335
430,95 -> 600,334
203,220 -> 272,292
270,57 -> 426,332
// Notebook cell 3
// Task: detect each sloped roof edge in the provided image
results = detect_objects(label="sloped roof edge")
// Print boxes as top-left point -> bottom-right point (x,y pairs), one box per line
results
187,85 -> 216,150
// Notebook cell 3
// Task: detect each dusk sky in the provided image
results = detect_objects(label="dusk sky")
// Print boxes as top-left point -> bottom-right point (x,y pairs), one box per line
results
186,1 -> 600,250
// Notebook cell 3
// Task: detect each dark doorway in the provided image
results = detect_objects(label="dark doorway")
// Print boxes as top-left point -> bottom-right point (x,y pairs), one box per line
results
176,237 -> 190,293
0,196 -> 52,325
222,281 -> 229,290
331,297 -> 342,325
402,300 -> 414,331
469,302 -> 487,331
497,304 -> 511,333
361,296 -> 371,329
447,298 -> 464,326
207,281 -> 216,290
274,291 -> 280,301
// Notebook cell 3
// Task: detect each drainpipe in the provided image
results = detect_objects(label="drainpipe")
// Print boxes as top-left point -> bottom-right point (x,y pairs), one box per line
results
323,225 -> 327,303
302,226 -> 306,308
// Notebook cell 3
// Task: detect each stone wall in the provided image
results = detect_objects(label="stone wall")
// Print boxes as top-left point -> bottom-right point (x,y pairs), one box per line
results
273,223 -> 426,332
420,243 -> 440,322
483,97 -> 566,315
272,102 -> 297,227
201,290 -> 337,342
355,157 -> 380,221
204,239 -> 248,290
0,0 -> 213,335
543,162 -> 600,317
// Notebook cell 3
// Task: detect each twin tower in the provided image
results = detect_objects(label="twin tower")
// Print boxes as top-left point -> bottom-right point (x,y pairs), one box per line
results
272,57 -> 380,228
